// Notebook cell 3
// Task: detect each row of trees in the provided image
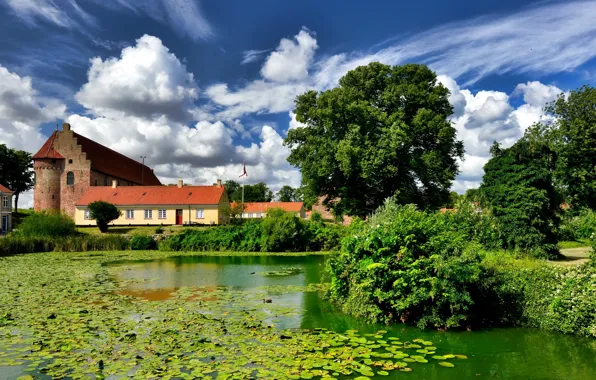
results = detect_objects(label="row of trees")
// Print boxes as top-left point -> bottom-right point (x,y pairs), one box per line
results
223,181 -> 302,203
0,144 -> 34,212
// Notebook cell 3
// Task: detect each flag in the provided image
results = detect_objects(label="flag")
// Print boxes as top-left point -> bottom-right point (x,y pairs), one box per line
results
239,161 -> 248,178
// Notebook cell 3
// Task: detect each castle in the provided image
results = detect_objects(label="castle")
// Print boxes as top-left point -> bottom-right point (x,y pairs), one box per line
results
33,123 -> 161,218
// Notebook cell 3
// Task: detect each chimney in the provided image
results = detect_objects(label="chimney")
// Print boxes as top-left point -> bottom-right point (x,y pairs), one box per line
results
177,179 -> 183,188
62,122 -> 71,132
112,180 -> 118,188
216,179 -> 222,188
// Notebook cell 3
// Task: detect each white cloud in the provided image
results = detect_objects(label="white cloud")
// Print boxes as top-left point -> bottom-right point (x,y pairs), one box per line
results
241,49 -> 271,65
0,65 -> 65,153
443,76 -> 563,193
261,28 -> 318,82
206,1 -> 596,121
4,0 -> 213,41
288,111 -> 306,132
76,35 -> 198,121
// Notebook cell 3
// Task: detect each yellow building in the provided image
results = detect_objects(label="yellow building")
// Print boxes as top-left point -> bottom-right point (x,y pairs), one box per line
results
0,184 -> 13,233
75,180 -> 229,226
239,202 -> 306,219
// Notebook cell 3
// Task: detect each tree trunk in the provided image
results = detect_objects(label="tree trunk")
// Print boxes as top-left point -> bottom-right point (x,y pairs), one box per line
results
14,192 -> 19,214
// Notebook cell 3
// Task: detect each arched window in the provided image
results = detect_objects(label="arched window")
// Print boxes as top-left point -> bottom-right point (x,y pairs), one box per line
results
66,172 -> 74,185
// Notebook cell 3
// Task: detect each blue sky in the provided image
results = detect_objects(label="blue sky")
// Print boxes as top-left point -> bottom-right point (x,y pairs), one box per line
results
1,0 -> 596,207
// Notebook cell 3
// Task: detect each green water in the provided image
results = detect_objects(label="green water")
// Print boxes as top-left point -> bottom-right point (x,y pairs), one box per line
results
109,255 -> 596,380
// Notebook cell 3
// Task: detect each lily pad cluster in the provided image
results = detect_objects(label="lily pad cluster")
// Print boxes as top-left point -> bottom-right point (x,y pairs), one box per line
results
0,251 -> 468,379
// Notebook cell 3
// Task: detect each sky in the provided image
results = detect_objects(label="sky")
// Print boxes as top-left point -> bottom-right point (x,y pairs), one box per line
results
1,0 -> 596,208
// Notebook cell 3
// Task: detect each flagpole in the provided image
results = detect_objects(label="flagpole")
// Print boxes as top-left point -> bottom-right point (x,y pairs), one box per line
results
242,177 -> 245,218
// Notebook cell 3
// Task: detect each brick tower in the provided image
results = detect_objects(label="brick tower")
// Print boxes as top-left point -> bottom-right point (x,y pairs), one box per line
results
32,122 -> 161,218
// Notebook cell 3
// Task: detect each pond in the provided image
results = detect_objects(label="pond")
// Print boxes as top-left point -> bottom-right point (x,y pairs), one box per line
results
108,255 -> 596,380
1,253 -> 595,379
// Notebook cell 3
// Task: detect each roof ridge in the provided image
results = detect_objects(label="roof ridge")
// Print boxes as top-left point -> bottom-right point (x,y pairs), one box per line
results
72,132 -> 152,170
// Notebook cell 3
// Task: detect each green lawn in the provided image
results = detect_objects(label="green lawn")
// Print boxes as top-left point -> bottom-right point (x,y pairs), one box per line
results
558,239 -> 592,249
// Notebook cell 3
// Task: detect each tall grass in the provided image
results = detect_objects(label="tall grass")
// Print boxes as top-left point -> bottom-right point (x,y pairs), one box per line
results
0,235 -> 130,256
16,211 -> 76,237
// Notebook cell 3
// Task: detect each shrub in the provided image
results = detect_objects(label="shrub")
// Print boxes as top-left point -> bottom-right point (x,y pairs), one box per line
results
155,225 -> 164,234
559,209 -> 596,241
16,211 -> 76,238
130,234 -> 157,250
87,201 -> 121,233
260,208 -> 305,252
328,199 -> 484,329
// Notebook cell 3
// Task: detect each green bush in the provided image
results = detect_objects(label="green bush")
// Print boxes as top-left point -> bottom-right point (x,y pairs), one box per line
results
16,211 -> 76,238
158,211 -> 345,253
130,234 -> 157,250
559,209 -> 596,241
88,201 -> 121,233
0,235 -> 129,256
155,225 -> 164,234
328,200 -> 484,329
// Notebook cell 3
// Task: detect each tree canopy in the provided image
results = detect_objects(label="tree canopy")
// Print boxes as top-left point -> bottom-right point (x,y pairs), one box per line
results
285,62 -> 464,218
0,144 -> 34,212
276,185 -> 299,202
541,86 -> 596,210
224,180 -> 273,202
479,135 -> 560,258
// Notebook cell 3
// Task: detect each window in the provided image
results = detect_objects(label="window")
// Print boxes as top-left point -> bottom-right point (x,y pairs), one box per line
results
256,212 -> 262,218
126,210 -> 134,219
144,210 -> 153,219
66,171 -> 74,185
94,180 -> 97,186
196,209 -> 204,219
68,159 -> 73,164
2,197 -> 8,208
104,176 -> 108,186
248,213 -> 254,218
84,209 -> 91,219
158,210 -> 167,219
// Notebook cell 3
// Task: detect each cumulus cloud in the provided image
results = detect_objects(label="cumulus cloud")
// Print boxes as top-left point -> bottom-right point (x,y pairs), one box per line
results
76,35 -> 198,121
440,76 -> 563,192
0,65 -> 65,153
260,28 -> 318,82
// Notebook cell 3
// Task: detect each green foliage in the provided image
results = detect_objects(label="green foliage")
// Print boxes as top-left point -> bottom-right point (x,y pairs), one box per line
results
543,86 -> 596,210
155,225 -> 164,234
481,253 -> 596,338
225,181 -> 273,202
480,136 -> 560,258
221,202 -> 246,224
159,212 -> 344,253
327,199 -> 596,336
0,144 -> 34,212
559,209 -> 596,241
328,200 -> 484,329
286,62 -> 464,218
0,235 -> 129,256
276,185 -> 300,202
310,210 -> 323,224
87,201 -> 121,233
130,234 -> 157,250
16,211 -> 76,238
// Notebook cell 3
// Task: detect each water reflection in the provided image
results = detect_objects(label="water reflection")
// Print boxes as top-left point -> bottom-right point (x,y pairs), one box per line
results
110,255 -> 596,380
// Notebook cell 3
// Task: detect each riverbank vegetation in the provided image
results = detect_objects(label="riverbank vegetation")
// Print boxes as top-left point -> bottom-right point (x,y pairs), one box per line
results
327,199 -> 596,337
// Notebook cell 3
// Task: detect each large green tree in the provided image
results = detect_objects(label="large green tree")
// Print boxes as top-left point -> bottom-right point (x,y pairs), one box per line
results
87,201 -> 121,233
542,86 -> 596,210
285,63 -> 464,217
479,134 -> 560,258
0,144 -> 34,212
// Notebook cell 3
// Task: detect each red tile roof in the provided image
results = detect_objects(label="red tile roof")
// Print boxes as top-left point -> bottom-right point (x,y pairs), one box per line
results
72,132 -> 161,186
32,131 -> 65,159
76,186 -> 225,206
0,184 -> 13,193
239,202 -> 304,213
